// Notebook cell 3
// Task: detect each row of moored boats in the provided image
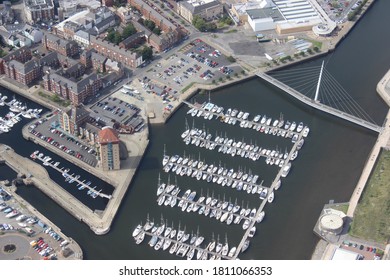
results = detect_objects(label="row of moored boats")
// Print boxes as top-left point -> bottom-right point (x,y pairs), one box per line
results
186,102 -> 310,141
0,94 -> 42,133
156,183 -> 267,229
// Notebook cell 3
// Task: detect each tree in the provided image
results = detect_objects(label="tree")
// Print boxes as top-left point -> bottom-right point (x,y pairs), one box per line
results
205,22 -> 217,32
241,70 -> 246,75
144,20 -> 156,31
313,46 -> 320,52
192,15 -> 206,32
153,27 -> 161,35
141,46 -> 153,61
113,32 -> 123,45
226,56 -> 236,63
123,23 -> 137,39
106,30 -> 116,43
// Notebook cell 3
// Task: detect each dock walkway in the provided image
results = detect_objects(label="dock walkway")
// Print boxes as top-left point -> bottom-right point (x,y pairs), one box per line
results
31,152 -> 112,200
234,129 -> 305,258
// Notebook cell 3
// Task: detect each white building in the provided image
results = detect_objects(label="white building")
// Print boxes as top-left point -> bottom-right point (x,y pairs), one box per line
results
243,0 -> 332,34
23,24 -> 44,43
73,29 -> 90,46
332,248 -> 362,260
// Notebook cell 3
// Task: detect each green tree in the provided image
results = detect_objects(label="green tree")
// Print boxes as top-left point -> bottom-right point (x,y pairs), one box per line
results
241,70 -> 246,75
153,27 -> 161,35
123,23 -> 137,39
192,15 -> 206,32
205,22 -> 217,32
313,46 -> 320,52
113,32 -> 123,45
226,56 -> 236,63
106,30 -> 116,43
141,46 -> 153,61
144,20 -> 156,31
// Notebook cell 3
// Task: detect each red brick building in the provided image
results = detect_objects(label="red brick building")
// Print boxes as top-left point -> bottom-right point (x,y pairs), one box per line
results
43,70 -> 103,105
89,36 -> 143,68
42,34 -> 79,57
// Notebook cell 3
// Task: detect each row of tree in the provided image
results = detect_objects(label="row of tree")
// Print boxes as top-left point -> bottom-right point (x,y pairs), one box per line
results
192,15 -> 217,32
142,19 -> 162,36
106,24 -> 137,45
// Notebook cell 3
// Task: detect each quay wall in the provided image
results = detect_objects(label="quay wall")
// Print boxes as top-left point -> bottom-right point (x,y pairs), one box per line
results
0,78 -> 55,110
164,74 -> 256,123
20,119 -> 150,235
21,123 -> 116,186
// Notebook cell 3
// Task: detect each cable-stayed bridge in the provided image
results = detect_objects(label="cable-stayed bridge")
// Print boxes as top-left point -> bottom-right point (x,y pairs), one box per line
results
256,62 -> 382,133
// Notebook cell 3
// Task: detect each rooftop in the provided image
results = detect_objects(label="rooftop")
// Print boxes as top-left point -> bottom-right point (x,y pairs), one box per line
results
246,7 -> 284,22
98,126 -> 119,144
24,0 -> 54,9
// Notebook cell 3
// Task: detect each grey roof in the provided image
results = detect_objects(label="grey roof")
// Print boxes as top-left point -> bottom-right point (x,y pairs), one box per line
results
63,21 -> 81,31
91,52 -> 107,64
24,0 -> 54,9
74,29 -> 90,40
246,7 -> 284,22
1,46 -> 31,62
131,20 -> 152,37
90,35 -> 140,59
94,15 -> 116,31
120,31 -> 145,46
48,70 -> 101,94
39,51 -> 59,66
181,0 -> 221,15
9,59 -> 39,74
46,33 -> 78,48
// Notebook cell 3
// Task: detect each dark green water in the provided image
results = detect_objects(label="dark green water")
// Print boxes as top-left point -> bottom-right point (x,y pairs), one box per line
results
2,0 -> 390,259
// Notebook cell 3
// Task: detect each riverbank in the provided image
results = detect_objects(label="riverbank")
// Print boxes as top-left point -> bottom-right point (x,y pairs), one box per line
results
311,68 -> 390,260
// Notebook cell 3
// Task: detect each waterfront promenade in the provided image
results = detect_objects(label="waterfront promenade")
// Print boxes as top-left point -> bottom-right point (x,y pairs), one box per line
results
347,70 -> 390,218
313,69 -> 390,260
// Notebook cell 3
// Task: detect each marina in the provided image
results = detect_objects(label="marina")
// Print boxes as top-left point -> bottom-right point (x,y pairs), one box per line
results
155,182 -> 265,228
181,126 -> 304,165
29,150 -> 112,200
0,94 -> 42,134
184,101 -> 309,141
162,153 -> 269,196
132,218 -> 238,260
133,100 -> 308,259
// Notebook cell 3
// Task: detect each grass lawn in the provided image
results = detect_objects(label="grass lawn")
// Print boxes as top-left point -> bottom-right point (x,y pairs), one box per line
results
349,149 -> 390,244
331,203 -> 349,215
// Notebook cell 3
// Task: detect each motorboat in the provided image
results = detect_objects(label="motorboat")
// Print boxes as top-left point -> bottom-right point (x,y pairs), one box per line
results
132,224 -> 143,237
241,239 -> 250,252
248,226 -> 256,238
281,162 -> 291,177
256,211 -> 265,223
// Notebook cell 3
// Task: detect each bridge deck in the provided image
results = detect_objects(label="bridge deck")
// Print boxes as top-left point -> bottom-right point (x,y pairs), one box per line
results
256,72 -> 382,133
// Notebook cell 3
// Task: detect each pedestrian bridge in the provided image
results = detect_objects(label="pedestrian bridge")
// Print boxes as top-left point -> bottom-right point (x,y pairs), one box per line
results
256,65 -> 382,133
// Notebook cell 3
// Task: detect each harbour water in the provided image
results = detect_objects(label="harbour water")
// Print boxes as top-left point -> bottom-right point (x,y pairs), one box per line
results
1,0 -> 390,259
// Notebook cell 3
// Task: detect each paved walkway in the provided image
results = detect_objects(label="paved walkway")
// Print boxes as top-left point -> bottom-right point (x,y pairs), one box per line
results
347,70 -> 390,217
